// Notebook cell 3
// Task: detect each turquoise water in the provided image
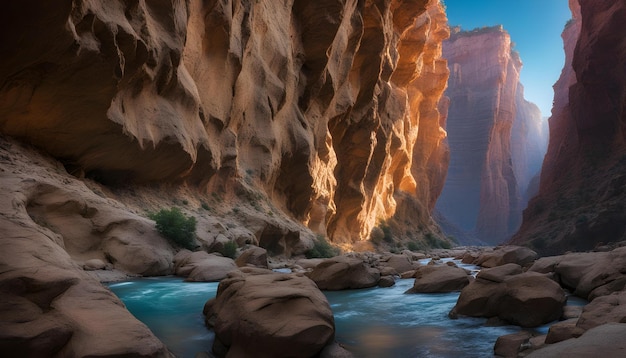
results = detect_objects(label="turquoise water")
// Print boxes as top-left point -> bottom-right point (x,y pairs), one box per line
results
109,277 -> 219,357
109,263 -> 545,358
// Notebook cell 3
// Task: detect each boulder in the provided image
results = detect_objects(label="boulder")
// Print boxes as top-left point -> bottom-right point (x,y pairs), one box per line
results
379,266 -> 398,276
494,331 -> 531,357
295,258 -> 325,270
475,246 -> 538,268
405,265 -> 471,293
235,246 -> 268,269
83,259 -> 106,271
306,256 -> 380,290
528,248 -> 626,300
378,276 -> 396,288
176,251 -> 238,282
526,323 -> 626,357
204,268 -> 335,358
450,269 -> 566,327
577,290 -> 626,331
545,319 -> 585,344
379,254 -> 417,274
476,263 -> 522,283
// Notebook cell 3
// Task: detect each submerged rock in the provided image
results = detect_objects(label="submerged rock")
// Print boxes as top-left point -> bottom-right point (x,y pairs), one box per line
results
306,256 -> 381,290
204,268 -> 334,358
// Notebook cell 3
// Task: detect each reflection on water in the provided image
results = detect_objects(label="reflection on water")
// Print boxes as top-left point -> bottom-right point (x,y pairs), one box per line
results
109,261 -> 535,358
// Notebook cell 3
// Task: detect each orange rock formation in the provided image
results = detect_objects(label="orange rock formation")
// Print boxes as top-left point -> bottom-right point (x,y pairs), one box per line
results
0,0 -> 450,248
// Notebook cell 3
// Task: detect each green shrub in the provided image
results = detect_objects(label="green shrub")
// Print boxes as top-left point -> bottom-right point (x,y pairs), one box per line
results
425,233 -> 438,247
149,207 -> 197,250
201,202 -> 210,211
379,220 -> 394,243
407,241 -> 422,251
306,236 -> 339,259
221,241 -> 238,259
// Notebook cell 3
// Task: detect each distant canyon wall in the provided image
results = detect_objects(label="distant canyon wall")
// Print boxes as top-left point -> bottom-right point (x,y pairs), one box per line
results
436,26 -> 546,245
510,0 -> 626,255
0,0 -> 451,247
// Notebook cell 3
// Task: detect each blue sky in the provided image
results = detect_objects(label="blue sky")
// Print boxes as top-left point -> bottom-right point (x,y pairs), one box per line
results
444,0 -> 572,116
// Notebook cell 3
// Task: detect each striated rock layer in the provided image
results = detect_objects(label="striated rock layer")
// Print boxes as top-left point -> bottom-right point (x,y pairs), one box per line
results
0,0 -> 451,248
436,26 -> 546,245
0,0 -> 451,354
510,0 -> 626,255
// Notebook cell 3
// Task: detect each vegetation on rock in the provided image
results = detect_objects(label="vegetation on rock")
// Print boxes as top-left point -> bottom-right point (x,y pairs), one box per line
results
220,241 -> 238,259
149,207 -> 197,250
306,236 -> 339,259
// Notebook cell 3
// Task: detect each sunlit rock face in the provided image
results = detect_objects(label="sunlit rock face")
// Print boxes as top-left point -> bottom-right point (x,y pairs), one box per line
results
0,0 -> 450,247
437,26 -> 545,245
511,0 -> 626,255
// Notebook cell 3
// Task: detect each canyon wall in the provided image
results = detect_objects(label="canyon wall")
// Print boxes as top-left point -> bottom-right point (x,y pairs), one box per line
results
0,0 -> 453,354
511,0 -> 626,255
0,0 -> 451,248
437,26 -> 546,245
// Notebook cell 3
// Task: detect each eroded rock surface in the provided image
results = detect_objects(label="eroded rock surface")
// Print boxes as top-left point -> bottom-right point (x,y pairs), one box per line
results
511,0 -> 626,254
306,256 -> 381,290
0,0 -> 451,247
405,264 -> 470,293
0,141 -> 171,357
437,26 -> 546,245
204,268 -> 335,358
526,323 -> 626,358
450,265 -> 566,327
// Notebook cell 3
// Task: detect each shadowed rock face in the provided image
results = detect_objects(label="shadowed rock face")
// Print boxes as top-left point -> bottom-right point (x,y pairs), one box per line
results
510,0 -> 626,255
436,26 -> 545,245
0,0 -> 450,246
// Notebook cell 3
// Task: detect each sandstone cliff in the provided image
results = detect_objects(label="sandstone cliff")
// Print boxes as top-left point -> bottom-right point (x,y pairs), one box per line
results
0,0 -> 451,354
0,0 -> 450,250
437,26 -> 545,245
510,0 -> 626,255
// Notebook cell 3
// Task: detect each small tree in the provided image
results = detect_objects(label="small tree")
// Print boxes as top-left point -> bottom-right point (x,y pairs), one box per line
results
149,207 -> 197,250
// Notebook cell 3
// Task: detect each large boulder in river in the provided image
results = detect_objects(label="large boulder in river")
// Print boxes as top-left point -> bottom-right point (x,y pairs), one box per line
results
474,245 -> 538,268
306,256 -> 380,290
204,268 -> 335,358
405,265 -> 471,293
175,251 -> 238,282
450,265 -> 566,327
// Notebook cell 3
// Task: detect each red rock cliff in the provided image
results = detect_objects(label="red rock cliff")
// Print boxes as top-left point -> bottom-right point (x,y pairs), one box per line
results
0,0 -> 451,248
510,0 -> 626,255
437,26 -> 544,245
